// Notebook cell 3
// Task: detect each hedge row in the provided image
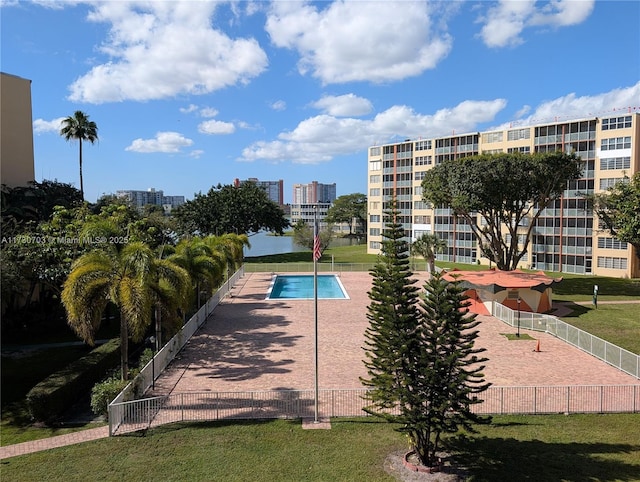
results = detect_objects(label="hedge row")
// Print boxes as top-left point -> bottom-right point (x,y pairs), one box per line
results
26,338 -> 121,422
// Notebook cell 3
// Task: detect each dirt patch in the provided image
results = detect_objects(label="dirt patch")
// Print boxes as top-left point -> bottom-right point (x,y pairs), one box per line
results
384,450 -> 468,482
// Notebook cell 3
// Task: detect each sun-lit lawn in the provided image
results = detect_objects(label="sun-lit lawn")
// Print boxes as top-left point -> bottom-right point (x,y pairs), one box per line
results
2,415 -> 639,481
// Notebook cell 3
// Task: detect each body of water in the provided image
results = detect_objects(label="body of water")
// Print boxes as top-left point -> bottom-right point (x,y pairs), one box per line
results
243,231 -> 363,257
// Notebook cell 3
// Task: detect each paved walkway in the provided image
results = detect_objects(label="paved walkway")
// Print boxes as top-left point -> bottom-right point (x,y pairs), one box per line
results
2,272 -> 638,459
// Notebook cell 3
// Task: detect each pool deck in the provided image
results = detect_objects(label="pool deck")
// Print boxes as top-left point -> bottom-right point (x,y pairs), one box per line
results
148,272 -> 639,397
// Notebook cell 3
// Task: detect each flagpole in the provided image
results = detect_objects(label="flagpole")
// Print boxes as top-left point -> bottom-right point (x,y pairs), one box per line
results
313,203 -> 319,423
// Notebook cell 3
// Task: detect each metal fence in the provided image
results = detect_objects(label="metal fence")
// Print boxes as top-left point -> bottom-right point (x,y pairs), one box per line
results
108,266 -> 245,435
492,302 -> 640,379
109,385 -> 640,436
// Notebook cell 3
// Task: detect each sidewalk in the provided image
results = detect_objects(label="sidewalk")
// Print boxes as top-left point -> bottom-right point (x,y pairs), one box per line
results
0,426 -> 109,460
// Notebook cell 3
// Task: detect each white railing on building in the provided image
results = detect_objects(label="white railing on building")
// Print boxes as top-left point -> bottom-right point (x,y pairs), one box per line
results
109,385 -> 640,436
492,302 -> 640,379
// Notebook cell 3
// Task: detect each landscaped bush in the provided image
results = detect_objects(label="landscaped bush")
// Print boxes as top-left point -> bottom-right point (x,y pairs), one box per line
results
90,374 -> 128,416
26,338 -> 120,422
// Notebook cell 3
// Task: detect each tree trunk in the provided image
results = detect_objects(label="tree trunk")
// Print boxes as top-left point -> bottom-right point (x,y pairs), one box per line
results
79,138 -> 84,200
120,309 -> 129,380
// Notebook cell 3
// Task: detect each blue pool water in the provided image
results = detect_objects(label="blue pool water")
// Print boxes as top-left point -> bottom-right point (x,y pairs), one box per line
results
267,275 -> 349,300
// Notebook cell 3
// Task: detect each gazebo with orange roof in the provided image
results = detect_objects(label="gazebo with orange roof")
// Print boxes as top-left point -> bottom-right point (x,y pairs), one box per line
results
442,269 -> 563,315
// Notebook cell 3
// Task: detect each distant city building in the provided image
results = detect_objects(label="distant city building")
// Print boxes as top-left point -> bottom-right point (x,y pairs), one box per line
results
234,177 -> 284,205
115,188 -> 185,213
289,181 -> 336,225
292,181 -> 336,204
1,72 -> 35,188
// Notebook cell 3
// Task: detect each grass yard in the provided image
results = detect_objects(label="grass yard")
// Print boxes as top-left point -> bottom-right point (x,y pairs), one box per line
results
560,303 -> 640,355
2,415 -> 639,481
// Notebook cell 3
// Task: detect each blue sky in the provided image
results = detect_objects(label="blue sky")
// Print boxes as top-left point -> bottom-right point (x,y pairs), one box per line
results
2,1 -> 639,204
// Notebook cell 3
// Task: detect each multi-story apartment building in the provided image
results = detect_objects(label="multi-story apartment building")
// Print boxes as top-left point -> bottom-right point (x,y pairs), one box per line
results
1,73 -> 35,188
290,181 -> 337,225
367,113 -> 639,278
115,188 -> 185,213
234,177 -> 284,206
292,181 -> 336,204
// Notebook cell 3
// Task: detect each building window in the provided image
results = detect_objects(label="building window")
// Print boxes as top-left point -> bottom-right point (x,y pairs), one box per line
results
414,186 -> 423,196
369,201 -> 379,210
369,188 -> 381,196
414,215 -> 431,224
369,241 -> 381,250
597,257 -> 628,269
599,177 -> 628,190
415,140 -> 432,150
413,200 -> 430,210
507,128 -> 531,141
415,156 -> 432,165
508,146 -> 530,153
601,116 -> 632,130
369,160 -> 381,171
369,228 -> 381,236
481,131 -> 503,143
369,174 -> 381,183
597,237 -> 628,250
600,156 -> 631,170
601,136 -> 631,150
414,171 -> 426,181
370,214 -> 380,223
482,149 -> 503,154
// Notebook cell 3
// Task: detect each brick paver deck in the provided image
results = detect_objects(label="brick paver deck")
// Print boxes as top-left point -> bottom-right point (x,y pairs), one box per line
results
3,272 -> 638,459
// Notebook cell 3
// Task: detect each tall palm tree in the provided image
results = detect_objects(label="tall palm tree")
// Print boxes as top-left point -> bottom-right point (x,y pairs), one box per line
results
206,233 -> 250,274
60,111 -> 98,200
411,233 -> 448,273
62,242 -> 188,380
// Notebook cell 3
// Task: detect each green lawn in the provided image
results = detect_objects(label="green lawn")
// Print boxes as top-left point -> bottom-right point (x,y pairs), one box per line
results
2,415 -> 639,481
560,303 -> 640,355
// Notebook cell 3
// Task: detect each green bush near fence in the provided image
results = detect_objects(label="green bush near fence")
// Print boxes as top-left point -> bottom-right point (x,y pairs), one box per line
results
26,338 -> 120,422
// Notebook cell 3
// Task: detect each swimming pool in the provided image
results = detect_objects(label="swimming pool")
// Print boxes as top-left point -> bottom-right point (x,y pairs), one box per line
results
266,274 -> 349,300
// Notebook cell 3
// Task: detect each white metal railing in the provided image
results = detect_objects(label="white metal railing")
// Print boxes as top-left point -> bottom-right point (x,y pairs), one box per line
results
244,262 -> 377,273
492,302 -> 640,379
109,385 -> 640,436
109,266 -> 245,435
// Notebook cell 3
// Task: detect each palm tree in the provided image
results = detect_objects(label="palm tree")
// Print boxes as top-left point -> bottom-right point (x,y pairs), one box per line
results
411,233 -> 448,273
206,233 -> 250,274
168,238 -> 225,310
60,111 -> 98,200
62,242 -> 188,380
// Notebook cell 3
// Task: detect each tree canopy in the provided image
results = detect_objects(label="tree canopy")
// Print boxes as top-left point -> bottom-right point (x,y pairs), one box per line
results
291,220 -> 333,259
421,151 -> 582,270
174,183 -> 289,236
325,193 -> 367,235
593,173 -> 640,261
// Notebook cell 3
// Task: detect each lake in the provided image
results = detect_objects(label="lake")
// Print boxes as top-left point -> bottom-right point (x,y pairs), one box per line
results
243,231 -> 363,257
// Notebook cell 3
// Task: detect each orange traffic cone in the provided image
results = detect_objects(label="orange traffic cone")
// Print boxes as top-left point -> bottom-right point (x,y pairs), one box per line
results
533,339 -> 541,352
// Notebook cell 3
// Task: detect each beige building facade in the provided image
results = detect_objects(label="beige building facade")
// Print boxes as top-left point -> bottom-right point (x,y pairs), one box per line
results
1,72 -> 35,188
367,113 -> 640,278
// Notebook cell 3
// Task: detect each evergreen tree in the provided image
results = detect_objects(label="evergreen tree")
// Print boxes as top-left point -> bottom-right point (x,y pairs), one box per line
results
362,199 -> 491,468
404,272 -> 492,466
361,199 -> 420,411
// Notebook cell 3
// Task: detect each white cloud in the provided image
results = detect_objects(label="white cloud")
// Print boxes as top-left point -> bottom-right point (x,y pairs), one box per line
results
478,0 -> 595,48
270,100 -> 287,111
125,131 -> 193,153
312,94 -> 373,117
239,98 -> 507,164
68,1 -> 268,103
510,81 -> 640,127
198,119 -> 235,135
200,107 -> 219,118
265,1 -> 452,84
33,117 -> 65,134
189,149 -> 204,159
179,104 -> 198,114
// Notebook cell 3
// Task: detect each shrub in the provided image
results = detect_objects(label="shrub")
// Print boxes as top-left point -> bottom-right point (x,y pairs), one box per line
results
90,374 -> 128,415
26,338 -> 120,422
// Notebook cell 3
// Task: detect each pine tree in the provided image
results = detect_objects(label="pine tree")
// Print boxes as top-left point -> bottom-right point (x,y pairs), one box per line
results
402,272 -> 492,466
361,199 -> 420,413
362,199 -> 491,468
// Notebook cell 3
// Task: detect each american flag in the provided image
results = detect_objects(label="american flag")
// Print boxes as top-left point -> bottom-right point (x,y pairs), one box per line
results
313,223 -> 321,262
